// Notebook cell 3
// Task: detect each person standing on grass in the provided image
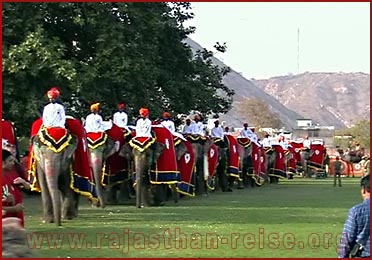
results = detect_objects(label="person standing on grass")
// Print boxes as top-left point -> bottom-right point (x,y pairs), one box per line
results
333,156 -> 342,187
338,175 -> 370,258
2,149 -> 31,227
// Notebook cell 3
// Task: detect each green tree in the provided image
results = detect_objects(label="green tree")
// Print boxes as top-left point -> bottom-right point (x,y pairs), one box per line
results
236,97 -> 283,130
2,2 -> 233,136
333,120 -> 370,149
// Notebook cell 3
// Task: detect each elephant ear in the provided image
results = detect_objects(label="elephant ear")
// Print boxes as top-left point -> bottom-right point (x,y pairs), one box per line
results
102,137 -> 117,161
66,135 -> 78,160
31,135 -> 43,162
119,143 -> 133,160
203,139 -> 214,155
154,142 -> 166,160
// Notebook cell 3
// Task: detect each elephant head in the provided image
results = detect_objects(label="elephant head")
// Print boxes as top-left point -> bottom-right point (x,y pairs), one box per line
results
31,131 -> 78,226
190,138 -> 214,195
237,139 -> 254,187
87,133 -> 117,208
129,141 -> 165,208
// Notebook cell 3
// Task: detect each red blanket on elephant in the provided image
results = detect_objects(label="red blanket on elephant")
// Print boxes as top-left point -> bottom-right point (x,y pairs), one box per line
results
251,142 -> 265,185
208,143 -> 219,178
104,124 -> 129,185
308,143 -> 326,170
28,118 -> 96,201
290,141 -> 303,166
177,140 -> 196,196
271,145 -> 287,178
224,135 -> 240,177
150,126 -> 179,184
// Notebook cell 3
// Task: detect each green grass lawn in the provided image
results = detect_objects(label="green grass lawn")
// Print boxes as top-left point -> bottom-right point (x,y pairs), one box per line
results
23,177 -> 362,258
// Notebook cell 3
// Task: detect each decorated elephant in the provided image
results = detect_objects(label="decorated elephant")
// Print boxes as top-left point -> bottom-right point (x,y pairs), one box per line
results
211,137 -> 231,192
28,118 -> 95,226
186,135 -> 214,196
126,136 -> 165,208
86,131 -> 117,208
237,138 -> 255,187
263,147 -> 276,183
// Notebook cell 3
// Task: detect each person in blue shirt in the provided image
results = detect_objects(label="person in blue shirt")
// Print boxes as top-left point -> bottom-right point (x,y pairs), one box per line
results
338,175 -> 370,258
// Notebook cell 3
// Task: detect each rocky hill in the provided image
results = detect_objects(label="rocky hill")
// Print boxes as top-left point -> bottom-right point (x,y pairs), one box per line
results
253,72 -> 370,129
184,38 -> 370,130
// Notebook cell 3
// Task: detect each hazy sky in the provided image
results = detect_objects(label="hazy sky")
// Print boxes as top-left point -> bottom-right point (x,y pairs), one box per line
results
185,2 -> 370,79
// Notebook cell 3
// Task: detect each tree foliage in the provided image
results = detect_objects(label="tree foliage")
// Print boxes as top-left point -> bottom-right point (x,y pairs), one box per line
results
333,120 -> 370,149
2,2 -> 234,136
236,97 -> 283,129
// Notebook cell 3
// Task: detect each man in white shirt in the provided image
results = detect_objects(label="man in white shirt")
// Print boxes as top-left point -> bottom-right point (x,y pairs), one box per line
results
85,103 -> 106,133
303,136 -> 311,149
42,87 -> 66,128
160,112 -> 176,134
190,114 -> 205,136
239,123 -> 260,147
278,135 -> 289,150
260,133 -> 272,148
210,120 -> 224,139
182,118 -> 192,135
135,108 -> 152,138
112,102 -> 128,129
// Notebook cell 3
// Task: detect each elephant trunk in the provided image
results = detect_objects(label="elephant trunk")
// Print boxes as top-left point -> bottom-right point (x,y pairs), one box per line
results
44,161 -> 62,226
90,154 -> 106,208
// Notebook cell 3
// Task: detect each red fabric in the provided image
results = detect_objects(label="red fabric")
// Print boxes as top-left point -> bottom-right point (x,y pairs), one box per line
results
251,142 -> 263,176
224,135 -> 240,174
290,141 -> 303,162
2,169 -> 25,227
2,120 -> 16,145
65,118 -> 92,182
151,126 -> 178,176
309,143 -> 326,167
86,132 -> 104,142
208,143 -> 219,177
105,123 -> 128,175
44,127 -> 68,142
30,118 -> 43,137
178,140 -> 195,185
272,144 -> 286,172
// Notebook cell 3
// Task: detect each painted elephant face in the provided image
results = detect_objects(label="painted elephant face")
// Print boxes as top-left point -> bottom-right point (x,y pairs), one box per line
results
32,135 -> 77,173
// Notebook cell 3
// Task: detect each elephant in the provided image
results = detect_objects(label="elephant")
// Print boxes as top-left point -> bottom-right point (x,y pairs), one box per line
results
299,149 -> 311,177
263,147 -> 276,183
86,131 -> 117,208
31,129 -> 78,226
212,138 -> 231,192
186,135 -> 214,196
237,138 -> 255,188
338,148 -> 365,177
121,135 -> 166,208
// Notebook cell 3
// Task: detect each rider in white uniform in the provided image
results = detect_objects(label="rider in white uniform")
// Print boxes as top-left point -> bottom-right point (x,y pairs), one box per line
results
190,114 -> 205,136
113,102 -> 128,129
135,108 -> 152,138
85,103 -> 110,133
160,112 -> 176,134
42,87 -> 66,128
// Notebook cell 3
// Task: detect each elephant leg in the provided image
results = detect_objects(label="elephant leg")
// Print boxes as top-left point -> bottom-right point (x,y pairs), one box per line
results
45,173 -> 62,226
152,185 -> 166,206
58,174 -> 77,219
37,169 -> 54,223
170,184 -> 179,203
107,184 -> 119,205
136,171 -> 149,208
118,180 -> 131,203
